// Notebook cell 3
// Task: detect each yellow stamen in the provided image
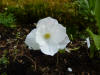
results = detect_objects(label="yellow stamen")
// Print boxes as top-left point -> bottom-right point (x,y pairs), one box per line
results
44,33 -> 51,39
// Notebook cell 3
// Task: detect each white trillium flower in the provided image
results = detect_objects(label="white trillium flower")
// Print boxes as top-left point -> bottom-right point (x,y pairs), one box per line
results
25,17 -> 70,56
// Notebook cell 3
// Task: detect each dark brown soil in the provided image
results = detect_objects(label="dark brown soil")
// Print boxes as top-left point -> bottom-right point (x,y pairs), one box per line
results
0,25 -> 100,75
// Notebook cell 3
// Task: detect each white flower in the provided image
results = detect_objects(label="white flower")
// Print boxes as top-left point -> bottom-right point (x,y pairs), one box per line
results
86,37 -> 90,48
25,17 -> 70,56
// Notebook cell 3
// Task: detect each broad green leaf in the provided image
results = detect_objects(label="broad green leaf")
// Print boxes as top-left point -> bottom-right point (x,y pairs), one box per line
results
87,29 -> 100,50
95,0 -> 100,34
88,0 -> 95,11
90,43 -> 95,58
92,34 -> 100,50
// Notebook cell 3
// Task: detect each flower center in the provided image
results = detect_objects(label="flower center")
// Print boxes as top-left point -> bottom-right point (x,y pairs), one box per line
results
44,33 -> 51,39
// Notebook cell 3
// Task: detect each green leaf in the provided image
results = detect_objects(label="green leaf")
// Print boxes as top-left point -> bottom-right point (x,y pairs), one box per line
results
0,56 -> 9,65
88,0 -> 95,11
59,49 -> 65,53
90,43 -> 95,58
95,0 -> 100,34
87,29 -> 100,50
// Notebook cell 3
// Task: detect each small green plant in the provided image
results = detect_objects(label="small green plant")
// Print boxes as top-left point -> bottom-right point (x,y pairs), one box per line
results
79,0 -> 95,20
79,0 -> 90,16
1,72 -> 7,75
0,50 -> 9,75
0,50 -> 9,66
84,0 -> 100,57
78,0 -> 100,57
0,56 -> 9,65
0,12 -> 16,28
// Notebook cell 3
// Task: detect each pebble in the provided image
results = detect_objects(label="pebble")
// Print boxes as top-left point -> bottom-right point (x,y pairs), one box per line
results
67,67 -> 72,72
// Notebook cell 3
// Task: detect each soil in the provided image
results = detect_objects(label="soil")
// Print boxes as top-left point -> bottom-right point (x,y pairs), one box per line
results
0,25 -> 100,75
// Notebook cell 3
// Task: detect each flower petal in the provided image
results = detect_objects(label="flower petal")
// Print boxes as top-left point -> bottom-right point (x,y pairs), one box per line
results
86,37 -> 90,48
58,35 -> 70,49
40,43 -> 59,56
50,24 -> 68,44
25,29 -> 40,50
37,17 -> 58,28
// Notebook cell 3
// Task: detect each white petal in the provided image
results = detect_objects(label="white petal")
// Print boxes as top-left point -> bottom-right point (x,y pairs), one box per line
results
86,37 -> 90,48
37,17 -> 58,28
25,29 -> 40,50
36,26 -> 46,46
58,36 -> 70,49
40,43 -> 59,56
50,24 -> 68,44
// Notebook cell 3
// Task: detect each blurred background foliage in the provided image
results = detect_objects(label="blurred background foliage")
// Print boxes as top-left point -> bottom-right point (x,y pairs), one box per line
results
0,0 -> 96,39
0,12 -> 16,27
